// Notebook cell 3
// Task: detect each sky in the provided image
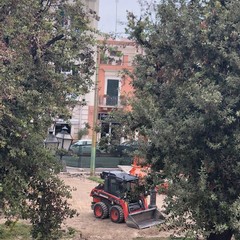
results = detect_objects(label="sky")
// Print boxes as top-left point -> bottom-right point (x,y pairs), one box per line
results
98,0 -> 142,36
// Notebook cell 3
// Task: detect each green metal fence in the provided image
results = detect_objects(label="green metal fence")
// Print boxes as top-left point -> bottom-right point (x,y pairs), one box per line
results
62,153 -> 132,168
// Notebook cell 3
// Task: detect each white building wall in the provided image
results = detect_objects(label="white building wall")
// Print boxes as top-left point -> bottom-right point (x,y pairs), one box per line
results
70,0 -> 99,140
84,0 -> 100,29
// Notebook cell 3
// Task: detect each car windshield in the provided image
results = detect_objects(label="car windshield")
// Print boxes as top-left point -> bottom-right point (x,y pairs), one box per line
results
74,139 -> 92,145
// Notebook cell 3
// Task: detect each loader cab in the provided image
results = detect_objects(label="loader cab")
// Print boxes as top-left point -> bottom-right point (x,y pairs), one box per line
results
100,171 -> 138,198
92,170 -> 165,229
105,176 -> 124,197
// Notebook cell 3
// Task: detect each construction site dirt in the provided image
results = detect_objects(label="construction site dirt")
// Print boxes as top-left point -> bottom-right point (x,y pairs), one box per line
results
61,172 -> 171,240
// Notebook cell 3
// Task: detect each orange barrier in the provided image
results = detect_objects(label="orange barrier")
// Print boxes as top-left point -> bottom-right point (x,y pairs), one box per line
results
129,156 -> 150,178
129,156 -> 169,194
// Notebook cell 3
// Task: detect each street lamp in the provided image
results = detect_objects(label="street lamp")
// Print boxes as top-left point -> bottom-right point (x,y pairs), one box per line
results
56,126 -> 73,172
44,129 -> 59,152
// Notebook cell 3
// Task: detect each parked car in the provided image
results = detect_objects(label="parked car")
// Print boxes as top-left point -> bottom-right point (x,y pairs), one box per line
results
69,140 -> 101,156
73,139 -> 92,146
111,140 -> 139,157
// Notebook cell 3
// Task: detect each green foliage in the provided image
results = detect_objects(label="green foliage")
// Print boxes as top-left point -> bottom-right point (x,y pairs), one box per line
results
0,0 -> 96,239
77,127 -> 89,140
28,175 -> 77,239
66,227 -> 76,236
133,238 -> 194,240
126,0 -> 240,239
133,237 -> 168,240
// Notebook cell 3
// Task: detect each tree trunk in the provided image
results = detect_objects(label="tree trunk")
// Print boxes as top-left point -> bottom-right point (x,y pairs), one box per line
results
207,229 -> 233,240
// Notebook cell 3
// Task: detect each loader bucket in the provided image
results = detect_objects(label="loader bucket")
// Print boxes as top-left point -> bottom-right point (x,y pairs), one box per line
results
125,207 -> 165,229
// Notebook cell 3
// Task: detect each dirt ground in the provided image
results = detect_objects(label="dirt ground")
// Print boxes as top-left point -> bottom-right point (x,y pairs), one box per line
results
60,172 -> 171,240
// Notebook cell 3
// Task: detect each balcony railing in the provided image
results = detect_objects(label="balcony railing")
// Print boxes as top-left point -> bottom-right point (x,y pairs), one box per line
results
100,56 -> 123,66
98,95 -> 122,108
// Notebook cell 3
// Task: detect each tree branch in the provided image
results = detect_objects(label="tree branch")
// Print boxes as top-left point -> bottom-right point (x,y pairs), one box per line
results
45,34 -> 64,48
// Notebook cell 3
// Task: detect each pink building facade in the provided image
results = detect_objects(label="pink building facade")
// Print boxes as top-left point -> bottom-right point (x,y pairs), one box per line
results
69,38 -> 141,142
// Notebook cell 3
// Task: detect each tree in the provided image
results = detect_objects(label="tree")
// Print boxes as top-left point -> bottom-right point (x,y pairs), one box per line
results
126,0 -> 240,239
0,0 -> 96,238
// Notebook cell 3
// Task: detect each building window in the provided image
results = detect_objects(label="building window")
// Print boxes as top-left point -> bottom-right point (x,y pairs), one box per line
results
106,79 -> 119,106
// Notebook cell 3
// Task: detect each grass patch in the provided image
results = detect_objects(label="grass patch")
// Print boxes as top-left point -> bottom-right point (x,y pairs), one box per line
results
0,222 -> 80,240
0,222 -> 31,240
88,175 -> 104,184
61,227 -> 81,239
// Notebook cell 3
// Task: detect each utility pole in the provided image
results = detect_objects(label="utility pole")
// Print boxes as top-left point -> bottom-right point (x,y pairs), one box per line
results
90,49 -> 99,176
115,0 -> 119,37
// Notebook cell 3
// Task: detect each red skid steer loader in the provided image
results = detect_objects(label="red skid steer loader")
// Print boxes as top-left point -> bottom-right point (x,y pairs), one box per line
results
90,171 -> 165,229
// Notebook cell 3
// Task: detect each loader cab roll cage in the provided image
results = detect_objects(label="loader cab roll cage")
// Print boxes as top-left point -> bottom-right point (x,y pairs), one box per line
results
100,171 -> 139,198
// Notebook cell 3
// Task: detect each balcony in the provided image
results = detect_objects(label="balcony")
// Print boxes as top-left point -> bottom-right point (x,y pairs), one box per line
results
98,95 -> 123,108
100,55 -> 123,66
100,48 -> 124,66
